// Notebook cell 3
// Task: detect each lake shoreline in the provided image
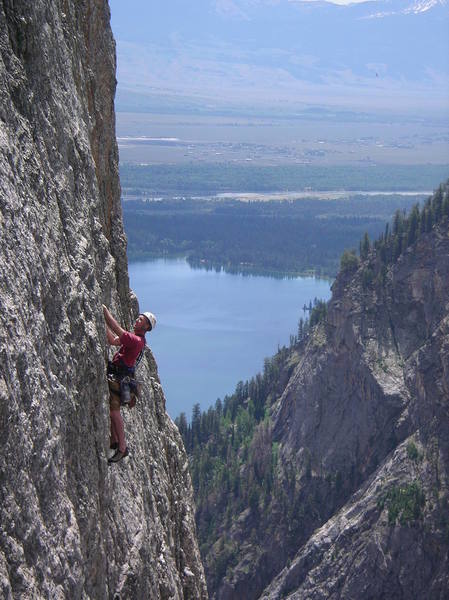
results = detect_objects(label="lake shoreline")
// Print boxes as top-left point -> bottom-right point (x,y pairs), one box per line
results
129,255 -> 335,281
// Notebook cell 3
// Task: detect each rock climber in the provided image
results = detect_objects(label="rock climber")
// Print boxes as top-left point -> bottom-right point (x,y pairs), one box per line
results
103,304 -> 156,464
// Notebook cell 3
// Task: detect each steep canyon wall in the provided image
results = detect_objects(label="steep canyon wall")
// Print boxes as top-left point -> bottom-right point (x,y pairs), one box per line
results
213,217 -> 449,600
262,223 -> 449,599
0,1 -> 206,598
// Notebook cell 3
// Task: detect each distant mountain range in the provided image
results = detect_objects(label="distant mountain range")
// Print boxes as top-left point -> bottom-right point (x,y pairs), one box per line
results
362,0 -> 447,16
110,0 -> 449,115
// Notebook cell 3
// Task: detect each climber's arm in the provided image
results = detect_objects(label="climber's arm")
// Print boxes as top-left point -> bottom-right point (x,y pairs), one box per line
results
106,325 -> 121,346
103,305 -> 126,339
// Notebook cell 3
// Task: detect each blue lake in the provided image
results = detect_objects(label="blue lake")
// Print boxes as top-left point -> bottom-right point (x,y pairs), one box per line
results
129,258 -> 332,418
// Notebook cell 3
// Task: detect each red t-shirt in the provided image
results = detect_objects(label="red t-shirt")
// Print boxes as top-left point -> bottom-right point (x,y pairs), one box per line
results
112,331 -> 145,368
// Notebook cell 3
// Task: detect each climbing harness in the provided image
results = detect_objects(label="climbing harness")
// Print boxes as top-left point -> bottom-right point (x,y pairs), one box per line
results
107,346 -> 145,407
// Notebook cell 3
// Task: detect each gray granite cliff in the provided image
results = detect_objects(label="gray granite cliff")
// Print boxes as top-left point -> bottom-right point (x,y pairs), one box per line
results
0,2 -> 206,598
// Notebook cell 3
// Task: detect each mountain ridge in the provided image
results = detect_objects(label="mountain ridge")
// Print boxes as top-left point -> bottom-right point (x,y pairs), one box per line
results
110,0 -> 449,113
361,0 -> 448,18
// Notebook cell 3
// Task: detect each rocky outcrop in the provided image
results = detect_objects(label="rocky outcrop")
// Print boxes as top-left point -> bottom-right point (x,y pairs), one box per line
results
212,217 -> 449,599
259,223 -> 449,599
0,2 -> 206,599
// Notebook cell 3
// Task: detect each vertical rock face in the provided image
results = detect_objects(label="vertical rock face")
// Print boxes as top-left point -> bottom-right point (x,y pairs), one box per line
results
0,2 -> 206,599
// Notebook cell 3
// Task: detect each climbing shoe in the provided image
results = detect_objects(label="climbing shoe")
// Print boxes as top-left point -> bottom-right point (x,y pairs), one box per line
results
108,447 -> 129,464
110,442 -> 118,450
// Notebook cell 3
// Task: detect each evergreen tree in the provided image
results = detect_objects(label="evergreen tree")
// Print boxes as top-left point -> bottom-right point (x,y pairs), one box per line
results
407,204 -> 420,246
176,412 -> 188,439
192,403 -> 202,445
392,209 -> 404,236
442,191 -> 449,217
432,185 -> 443,222
393,234 -> 402,261
420,209 -> 427,235
215,398 -> 223,416
360,232 -> 370,260
298,317 -> 305,340
340,249 -> 359,273
425,208 -> 433,233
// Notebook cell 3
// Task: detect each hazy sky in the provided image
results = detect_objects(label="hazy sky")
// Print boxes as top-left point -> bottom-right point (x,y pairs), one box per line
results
110,0 -> 449,115
320,0 -> 371,3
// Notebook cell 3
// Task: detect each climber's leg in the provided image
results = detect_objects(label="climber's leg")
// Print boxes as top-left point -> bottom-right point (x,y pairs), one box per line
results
110,409 -> 126,454
110,410 -> 118,449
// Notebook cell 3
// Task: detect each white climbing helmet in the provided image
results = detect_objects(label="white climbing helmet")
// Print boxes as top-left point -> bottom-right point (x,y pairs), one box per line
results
142,311 -> 157,331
